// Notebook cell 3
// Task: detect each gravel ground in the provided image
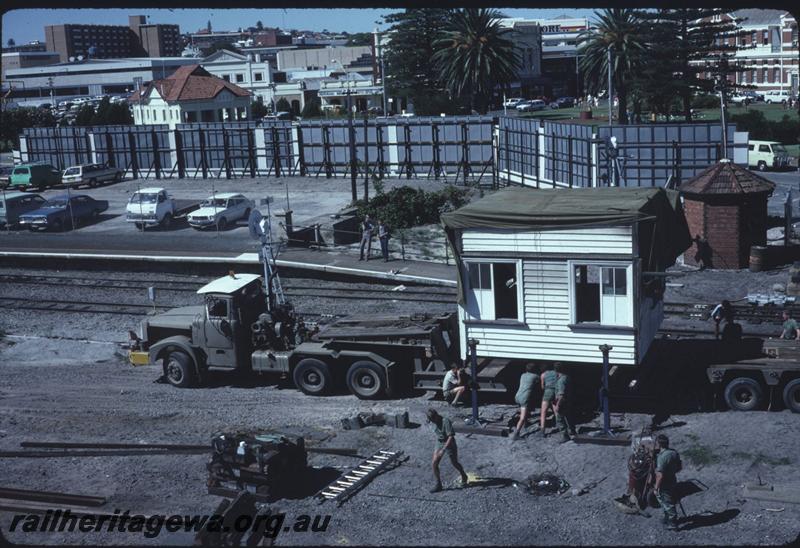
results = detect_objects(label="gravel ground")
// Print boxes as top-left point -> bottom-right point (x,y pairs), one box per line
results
1,266 -> 799,546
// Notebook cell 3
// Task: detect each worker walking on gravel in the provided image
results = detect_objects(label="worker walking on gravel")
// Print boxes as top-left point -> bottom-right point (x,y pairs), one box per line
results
654,434 -> 682,530
511,363 -> 539,441
426,408 -> 468,493
710,300 -> 734,340
554,363 -> 576,442
539,363 -> 557,437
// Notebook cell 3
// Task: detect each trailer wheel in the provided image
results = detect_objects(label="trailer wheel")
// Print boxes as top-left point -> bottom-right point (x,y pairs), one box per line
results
724,377 -> 763,411
293,358 -> 332,396
346,361 -> 386,399
164,351 -> 196,388
782,378 -> 800,413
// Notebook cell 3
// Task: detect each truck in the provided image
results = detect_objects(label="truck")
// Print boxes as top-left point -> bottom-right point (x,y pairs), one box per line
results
125,187 -> 199,229
128,273 -> 466,399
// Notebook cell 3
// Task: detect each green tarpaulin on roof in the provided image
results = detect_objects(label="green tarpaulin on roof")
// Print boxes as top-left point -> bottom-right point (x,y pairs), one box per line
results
441,187 -> 692,305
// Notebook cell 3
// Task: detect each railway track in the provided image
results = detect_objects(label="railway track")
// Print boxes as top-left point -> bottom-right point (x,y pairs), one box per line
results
0,273 -> 457,304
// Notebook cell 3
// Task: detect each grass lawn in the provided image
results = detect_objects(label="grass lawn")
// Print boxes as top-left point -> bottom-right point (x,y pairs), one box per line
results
695,103 -> 799,123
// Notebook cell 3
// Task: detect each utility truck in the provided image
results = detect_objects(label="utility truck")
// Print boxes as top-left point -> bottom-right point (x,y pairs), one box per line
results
128,272 -> 461,399
125,187 -> 199,229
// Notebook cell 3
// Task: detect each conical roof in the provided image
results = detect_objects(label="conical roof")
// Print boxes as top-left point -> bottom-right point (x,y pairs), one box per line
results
679,160 -> 775,196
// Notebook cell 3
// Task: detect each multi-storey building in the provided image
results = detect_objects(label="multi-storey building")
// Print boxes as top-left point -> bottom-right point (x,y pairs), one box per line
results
699,9 -> 798,96
44,15 -> 180,62
1,51 -> 60,80
500,16 -> 590,98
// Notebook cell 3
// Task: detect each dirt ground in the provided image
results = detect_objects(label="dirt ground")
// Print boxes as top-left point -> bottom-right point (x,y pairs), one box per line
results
0,266 -> 799,546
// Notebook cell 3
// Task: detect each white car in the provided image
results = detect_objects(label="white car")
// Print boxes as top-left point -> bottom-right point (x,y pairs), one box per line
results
187,193 -> 254,230
62,163 -> 123,188
503,97 -> 524,108
126,187 -> 177,228
764,90 -> 792,104
516,99 -> 546,112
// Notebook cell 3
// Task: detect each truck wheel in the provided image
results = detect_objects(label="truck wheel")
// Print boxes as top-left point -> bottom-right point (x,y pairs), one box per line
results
164,351 -> 196,388
293,358 -> 332,396
782,378 -> 800,413
114,172 -> 122,182
134,222 -> 144,230
217,217 -> 228,230
88,178 -> 98,188
757,161 -> 767,172
160,213 -> 172,229
51,219 -> 64,232
724,377 -> 763,411
346,361 -> 387,399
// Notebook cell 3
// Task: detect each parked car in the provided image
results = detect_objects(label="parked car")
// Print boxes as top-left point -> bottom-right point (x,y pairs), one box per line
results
764,90 -> 792,104
503,97 -> 525,108
516,99 -> 547,112
748,140 -> 791,171
19,193 -> 109,231
62,163 -> 123,188
550,96 -> 576,109
367,106 -> 384,116
0,192 -> 46,227
263,111 -> 292,121
0,166 -> 13,188
8,163 -> 62,191
126,187 -> 178,229
187,193 -> 254,230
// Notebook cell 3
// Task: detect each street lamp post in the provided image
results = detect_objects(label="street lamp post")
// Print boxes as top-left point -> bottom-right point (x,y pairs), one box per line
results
334,59 -> 358,202
606,46 -> 613,126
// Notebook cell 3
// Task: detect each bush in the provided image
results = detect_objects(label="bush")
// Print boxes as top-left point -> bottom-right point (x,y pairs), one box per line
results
729,110 -> 800,144
353,184 -> 469,229
692,94 -> 719,109
251,100 -> 268,119
301,99 -> 322,118
275,98 -> 291,113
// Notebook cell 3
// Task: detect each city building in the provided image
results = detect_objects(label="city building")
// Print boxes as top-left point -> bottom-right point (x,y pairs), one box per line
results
188,31 -> 249,53
129,64 -> 252,128
500,16 -> 589,98
1,51 -> 61,80
4,57 -> 199,106
498,19 -> 545,98
701,9 -> 798,95
318,76 -> 383,113
44,15 -> 181,62
2,41 -> 47,54
200,49 -> 305,112
277,46 -> 373,76
129,16 -> 182,58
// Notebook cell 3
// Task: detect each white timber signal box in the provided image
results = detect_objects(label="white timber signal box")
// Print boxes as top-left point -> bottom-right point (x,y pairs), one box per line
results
441,187 -> 691,368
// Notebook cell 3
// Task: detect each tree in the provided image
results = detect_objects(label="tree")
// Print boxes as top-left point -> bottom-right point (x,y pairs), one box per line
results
7,38 -> 15,47
432,8 -> 520,114
275,98 -> 291,113
382,9 -> 452,111
577,9 -> 646,124
207,20 -> 212,33
635,9 -> 741,122
251,99 -> 268,119
73,104 -> 96,126
0,107 -> 56,151
301,98 -> 322,118
256,20 -> 264,30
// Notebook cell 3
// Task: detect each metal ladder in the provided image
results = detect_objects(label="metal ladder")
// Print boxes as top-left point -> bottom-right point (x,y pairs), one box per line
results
260,202 -> 285,308
318,450 -> 404,506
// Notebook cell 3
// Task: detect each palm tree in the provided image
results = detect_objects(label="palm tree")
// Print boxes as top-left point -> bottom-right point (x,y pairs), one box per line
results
578,9 -> 645,124
432,9 -> 520,114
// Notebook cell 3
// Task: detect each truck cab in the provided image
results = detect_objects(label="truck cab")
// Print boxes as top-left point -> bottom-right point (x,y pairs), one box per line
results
125,187 -> 175,228
131,273 -> 269,387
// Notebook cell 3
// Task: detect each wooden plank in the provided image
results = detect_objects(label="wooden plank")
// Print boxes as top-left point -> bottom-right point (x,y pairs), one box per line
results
743,486 -> 800,505
453,424 -> 509,437
572,433 -> 632,446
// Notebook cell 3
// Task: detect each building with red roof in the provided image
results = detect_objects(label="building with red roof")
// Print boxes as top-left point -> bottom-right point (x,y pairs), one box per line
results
130,64 -> 252,128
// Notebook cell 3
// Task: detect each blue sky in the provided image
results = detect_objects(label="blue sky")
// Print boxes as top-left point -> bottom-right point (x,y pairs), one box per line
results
2,8 -> 597,45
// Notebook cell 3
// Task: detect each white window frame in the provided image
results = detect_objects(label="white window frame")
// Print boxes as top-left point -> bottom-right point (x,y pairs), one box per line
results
462,259 -> 524,322
567,260 -> 634,327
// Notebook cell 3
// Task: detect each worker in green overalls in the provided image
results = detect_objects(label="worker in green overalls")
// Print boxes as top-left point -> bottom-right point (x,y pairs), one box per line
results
426,408 -> 469,493
539,363 -> 557,437
554,362 -> 577,442
511,363 -> 539,441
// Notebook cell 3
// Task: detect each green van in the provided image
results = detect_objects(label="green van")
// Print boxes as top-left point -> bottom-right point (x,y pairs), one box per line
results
9,163 -> 62,191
